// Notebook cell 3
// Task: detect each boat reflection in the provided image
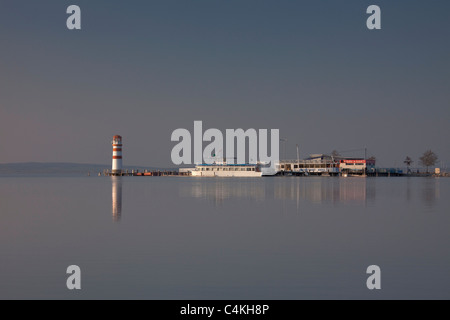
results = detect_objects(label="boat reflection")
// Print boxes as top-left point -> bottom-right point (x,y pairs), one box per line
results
179,177 -> 374,206
112,176 -> 122,222
181,180 -> 266,206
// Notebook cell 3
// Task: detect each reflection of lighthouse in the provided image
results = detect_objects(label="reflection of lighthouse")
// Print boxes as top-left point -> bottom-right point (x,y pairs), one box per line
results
112,135 -> 123,175
112,177 -> 122,222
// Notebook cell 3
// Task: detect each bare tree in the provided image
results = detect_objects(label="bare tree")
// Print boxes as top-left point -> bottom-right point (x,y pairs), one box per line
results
404,156 -> 413,173
419,150 -> 438,173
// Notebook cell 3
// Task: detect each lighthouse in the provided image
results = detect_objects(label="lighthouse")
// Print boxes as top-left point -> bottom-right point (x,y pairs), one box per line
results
112,135 -> 123,175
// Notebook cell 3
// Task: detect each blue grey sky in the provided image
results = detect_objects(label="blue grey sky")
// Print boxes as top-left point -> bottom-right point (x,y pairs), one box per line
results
0,0 -> 449,168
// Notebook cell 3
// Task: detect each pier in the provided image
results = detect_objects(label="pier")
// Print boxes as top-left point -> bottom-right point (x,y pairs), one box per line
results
104,169 -> 189,177
101,168 -> 447,178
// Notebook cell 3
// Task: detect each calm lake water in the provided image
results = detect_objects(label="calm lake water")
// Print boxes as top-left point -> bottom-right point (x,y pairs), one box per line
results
0,176 -> 449,299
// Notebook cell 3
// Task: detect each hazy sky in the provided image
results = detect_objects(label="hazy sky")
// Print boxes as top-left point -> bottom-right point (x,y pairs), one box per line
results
0,0 -> 449,168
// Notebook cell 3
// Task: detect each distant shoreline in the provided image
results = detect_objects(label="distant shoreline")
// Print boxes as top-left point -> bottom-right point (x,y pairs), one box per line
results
0,162 -> 173,176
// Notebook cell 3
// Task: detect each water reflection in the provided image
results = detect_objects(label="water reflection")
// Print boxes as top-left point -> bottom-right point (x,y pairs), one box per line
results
406,177 -> 412,202
112,177 -> 122,222
182,180 -> 266,206
180,177 -> 374,206
273,178 -> 373,206
421,178 -> 440,208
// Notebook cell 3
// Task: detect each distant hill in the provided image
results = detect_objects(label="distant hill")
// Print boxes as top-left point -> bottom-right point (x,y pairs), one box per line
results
0,162 -> 167,176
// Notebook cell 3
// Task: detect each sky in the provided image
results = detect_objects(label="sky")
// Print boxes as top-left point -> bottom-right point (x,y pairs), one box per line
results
0,0 -> 449,168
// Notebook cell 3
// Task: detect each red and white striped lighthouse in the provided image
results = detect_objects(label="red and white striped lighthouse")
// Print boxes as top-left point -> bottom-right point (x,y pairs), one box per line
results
112,135 -> 123,175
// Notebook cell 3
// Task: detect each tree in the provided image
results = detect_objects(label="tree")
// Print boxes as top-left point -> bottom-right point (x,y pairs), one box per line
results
404,156 -> 413,173
419,150 -> 438,173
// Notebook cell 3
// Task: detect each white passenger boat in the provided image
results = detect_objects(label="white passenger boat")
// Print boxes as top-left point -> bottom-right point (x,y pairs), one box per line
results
191,163 -> 264,177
